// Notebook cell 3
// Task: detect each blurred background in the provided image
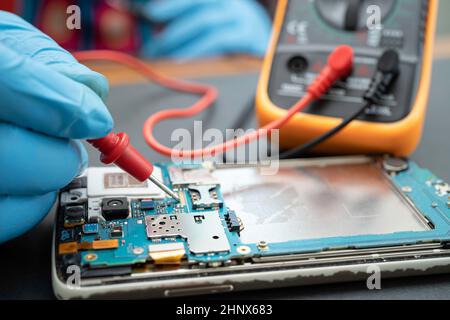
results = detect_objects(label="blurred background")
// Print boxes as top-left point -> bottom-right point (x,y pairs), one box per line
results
1,0 -> 450,300
0,0 -> 275,59
0,0 -> 448,59
436,0 -> 450,58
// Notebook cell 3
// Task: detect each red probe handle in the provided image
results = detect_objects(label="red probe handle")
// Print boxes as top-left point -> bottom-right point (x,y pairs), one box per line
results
88,132 -> 154,182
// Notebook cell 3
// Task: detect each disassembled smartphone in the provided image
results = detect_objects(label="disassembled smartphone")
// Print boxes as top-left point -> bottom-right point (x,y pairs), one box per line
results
52,156 -> 450,299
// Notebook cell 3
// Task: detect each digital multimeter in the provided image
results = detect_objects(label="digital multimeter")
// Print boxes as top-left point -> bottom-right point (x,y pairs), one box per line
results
257,0 -> 438,156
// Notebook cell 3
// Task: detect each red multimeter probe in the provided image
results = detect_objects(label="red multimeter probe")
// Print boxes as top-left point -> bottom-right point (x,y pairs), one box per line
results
81,45 -> 354,199
88,132 -> 180,201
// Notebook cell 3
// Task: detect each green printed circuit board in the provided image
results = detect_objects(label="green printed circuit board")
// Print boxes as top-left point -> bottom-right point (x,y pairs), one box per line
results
55,157 -> 450,282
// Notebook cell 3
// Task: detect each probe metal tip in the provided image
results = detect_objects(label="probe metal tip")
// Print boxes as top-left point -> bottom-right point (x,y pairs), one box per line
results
148,175 -> 180,202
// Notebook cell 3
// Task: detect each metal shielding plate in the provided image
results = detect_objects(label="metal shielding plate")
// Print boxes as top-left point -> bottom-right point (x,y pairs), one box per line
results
211,159 -> 430,244
188,185 -> 223,209
145,212 -> 230,254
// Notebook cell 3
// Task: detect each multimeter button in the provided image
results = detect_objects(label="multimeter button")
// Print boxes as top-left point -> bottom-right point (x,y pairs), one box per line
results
287,55 -> 308,73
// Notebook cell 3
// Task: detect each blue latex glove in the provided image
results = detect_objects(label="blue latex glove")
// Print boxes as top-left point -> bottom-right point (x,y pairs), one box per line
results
141,0 -> 272,59
0,12 -> 114,244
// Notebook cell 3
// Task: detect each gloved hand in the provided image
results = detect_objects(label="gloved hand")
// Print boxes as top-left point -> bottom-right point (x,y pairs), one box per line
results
0,12 -> 113,243
141,0 -> 272,59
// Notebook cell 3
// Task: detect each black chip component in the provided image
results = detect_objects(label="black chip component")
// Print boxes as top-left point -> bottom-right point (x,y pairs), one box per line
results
140,200 -> 155,210
110,226 -> 124,238
102,197 -> 129,221
111,231 -> 123,238
194,215 -> 205,223
225,210 -> 240,233
64,204 -> 86,227
88,216 -> 100,224
81,266 -> 132,279
65,205 -> 85,219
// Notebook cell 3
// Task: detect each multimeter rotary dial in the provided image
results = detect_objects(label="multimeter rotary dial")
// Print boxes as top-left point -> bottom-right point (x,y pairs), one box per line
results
315,0 -> 396,31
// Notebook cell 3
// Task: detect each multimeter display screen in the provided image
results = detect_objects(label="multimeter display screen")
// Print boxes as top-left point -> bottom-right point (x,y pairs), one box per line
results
268,0 -> 427,123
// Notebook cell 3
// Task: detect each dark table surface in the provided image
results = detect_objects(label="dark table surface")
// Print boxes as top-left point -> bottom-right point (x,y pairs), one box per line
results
1,59 -> 450,300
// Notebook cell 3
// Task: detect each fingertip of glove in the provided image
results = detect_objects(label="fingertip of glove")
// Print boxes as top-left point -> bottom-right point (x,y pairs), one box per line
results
90,108 -> 115,138
72,110 -> 114,139
70,140 -> 88,175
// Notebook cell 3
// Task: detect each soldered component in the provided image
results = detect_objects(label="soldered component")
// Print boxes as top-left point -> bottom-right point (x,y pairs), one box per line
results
188,184 -> 223,209
257,241 -> 269,251
194,215 -> 205,223
88,216 -> 100,224
237,246 -> 251,255
140,200 -> 156,210
87,198 -> 103,222
82,223 -> 99,234
110,226 -> 124,238
225,210 -> 240,233
84,253 -> 98,262
133,247 -> 144,255
63,204 -> 86,228
432,181 -> 450,197
178,190 -> 187,207
102,197 -> 129,220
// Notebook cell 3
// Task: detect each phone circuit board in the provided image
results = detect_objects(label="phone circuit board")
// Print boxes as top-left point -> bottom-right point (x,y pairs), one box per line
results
55,157 -> 450,283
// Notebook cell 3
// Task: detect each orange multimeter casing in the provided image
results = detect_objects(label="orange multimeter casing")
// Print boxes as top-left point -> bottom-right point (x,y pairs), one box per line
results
257,0 -> 438,156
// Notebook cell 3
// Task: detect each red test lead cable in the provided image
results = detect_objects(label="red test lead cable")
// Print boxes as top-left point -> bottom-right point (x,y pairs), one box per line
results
143,45 -> 353,158
77,45 -> 353,199
75,46 -> 353,159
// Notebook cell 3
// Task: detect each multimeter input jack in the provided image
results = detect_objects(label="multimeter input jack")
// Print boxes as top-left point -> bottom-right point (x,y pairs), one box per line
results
287,55 -> 308,73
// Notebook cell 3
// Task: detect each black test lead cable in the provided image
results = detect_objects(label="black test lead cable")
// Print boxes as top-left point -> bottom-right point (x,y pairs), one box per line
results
280,49 -> 400,159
